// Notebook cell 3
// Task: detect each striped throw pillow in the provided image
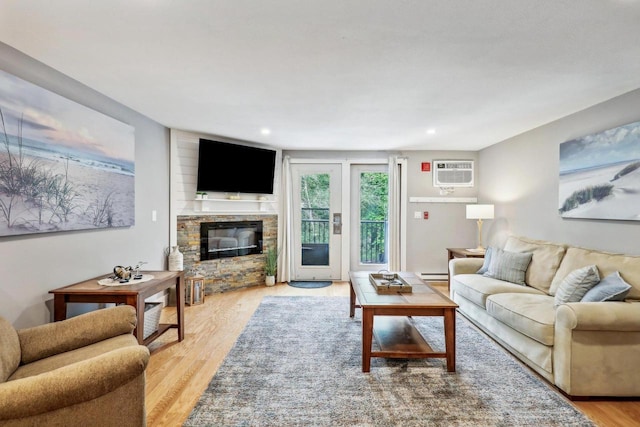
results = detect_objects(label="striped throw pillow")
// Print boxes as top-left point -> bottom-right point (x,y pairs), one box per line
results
483,248 -> 533,286
554,265 -> 600,307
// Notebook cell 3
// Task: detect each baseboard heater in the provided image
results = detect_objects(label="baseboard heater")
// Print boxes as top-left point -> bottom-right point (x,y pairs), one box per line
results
419,273 -> 448,282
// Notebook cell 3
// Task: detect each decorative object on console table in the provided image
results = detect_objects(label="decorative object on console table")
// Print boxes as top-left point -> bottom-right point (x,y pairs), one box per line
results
465,204 -> 494,250
446,248 -> 485,291
113,265 -> 133,281
168,245 -> 184,271
185,272 -> 205,305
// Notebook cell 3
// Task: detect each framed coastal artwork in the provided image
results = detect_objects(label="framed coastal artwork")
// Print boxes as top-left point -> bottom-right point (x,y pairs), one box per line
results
0,69 -> 135,237
559,120 -> 640,221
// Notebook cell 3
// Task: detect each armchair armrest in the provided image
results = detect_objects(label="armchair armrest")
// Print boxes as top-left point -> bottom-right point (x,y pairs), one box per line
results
18,305 -> 137,364
0,345 -> 149,421
449,258 -> 484,276
556,302 -> 640,331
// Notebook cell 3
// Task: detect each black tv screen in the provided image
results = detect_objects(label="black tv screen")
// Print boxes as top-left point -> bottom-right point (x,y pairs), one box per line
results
196,139 -> 277,194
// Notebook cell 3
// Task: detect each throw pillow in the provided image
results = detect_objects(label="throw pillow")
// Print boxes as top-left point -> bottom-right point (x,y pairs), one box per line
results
581,271 -> 632,302
483,248 -> 533,285
554,265 -> 600,307
476,246 -> 494,274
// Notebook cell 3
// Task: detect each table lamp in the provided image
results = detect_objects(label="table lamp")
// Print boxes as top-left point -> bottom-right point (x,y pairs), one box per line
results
466,204 -> 494,250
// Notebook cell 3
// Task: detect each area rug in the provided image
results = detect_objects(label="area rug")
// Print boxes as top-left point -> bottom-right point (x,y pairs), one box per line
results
184,296 -> 594,426
288,280 -> 332,289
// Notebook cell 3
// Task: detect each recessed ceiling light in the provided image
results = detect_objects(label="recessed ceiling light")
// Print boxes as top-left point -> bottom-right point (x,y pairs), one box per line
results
261,128 -> 271,135
426,129 -> 436,135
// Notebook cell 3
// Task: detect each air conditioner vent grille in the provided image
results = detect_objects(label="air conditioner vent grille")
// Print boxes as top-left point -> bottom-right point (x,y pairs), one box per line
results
433,160 -> 474,187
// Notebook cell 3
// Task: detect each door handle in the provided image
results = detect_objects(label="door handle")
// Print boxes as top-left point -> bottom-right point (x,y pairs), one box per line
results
333,213 -> 342,234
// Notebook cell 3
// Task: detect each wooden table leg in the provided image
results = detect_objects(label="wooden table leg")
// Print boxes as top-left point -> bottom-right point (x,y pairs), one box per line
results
176,275 -> 185,342
444,308 -> 456,372
362,308 -> 374,372
447,249 -> 454,292
349,281 -> 356,318
128,295 -> 144,345
53,295 -> 67,321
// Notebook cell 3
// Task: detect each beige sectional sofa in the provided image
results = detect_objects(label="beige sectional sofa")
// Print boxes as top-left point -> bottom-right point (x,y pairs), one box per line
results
449,235 -> 640,397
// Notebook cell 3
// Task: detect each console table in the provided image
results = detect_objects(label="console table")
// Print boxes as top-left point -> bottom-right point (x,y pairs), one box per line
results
446,248 -> 485,290
50,270 -> 185,345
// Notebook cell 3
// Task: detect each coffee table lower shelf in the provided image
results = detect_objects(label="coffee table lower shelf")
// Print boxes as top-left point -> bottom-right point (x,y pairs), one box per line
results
372,316 -> 447,360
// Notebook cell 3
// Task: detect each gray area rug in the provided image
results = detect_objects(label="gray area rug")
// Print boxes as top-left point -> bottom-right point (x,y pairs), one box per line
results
185,296 -> 594,426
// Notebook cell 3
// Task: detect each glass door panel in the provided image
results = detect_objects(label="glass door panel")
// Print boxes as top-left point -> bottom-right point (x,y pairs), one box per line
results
350,164 -> 388,271
300,175 -> 330,267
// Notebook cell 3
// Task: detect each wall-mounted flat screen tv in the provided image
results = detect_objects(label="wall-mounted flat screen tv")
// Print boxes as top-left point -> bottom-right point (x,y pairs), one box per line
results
196,138 -> 277,194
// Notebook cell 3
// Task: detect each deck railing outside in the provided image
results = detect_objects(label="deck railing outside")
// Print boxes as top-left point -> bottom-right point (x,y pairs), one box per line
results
360,220 -> 387,264
301,208 -> 387,264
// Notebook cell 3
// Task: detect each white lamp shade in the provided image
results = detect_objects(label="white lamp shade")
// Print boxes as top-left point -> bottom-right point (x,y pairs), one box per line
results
466,204 -> 494,220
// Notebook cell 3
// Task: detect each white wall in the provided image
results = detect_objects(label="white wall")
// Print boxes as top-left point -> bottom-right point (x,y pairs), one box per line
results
0,43 -> 170,328
402,151 -> 479,275
479,88 -> 640,255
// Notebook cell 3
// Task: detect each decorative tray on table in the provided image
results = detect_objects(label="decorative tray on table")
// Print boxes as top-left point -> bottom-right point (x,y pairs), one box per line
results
369,273 -> 413,294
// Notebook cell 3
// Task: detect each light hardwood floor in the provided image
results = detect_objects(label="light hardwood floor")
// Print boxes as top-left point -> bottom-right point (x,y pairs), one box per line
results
145,281 -> 639,426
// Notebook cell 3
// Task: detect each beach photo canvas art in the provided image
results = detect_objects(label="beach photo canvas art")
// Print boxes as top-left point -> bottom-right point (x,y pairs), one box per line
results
0,69 -> 135,236
559,120 -> 640,221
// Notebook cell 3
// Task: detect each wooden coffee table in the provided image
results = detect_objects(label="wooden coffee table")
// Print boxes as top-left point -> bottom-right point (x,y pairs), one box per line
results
349,271 -> 458,372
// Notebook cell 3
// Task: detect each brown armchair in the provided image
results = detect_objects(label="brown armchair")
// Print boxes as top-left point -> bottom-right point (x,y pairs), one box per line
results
0,305 -> 150,426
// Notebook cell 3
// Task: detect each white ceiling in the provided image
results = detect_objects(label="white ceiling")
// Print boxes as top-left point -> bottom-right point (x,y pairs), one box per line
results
2,1 -> 640,151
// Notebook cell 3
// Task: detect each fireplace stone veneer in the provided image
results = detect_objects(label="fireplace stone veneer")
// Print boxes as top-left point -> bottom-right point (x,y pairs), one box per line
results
177,214 -> 277,293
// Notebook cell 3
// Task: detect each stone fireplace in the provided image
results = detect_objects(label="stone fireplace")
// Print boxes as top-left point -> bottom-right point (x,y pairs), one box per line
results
177,214 -> 277,293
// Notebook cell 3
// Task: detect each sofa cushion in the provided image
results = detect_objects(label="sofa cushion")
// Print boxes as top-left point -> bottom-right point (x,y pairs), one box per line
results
486,293 -> 556,346
581,272 -> 632,302
0,317 -> 20,382
504,235 -> 567,294
483,248 -> 533,285
550,247 -> 640,300
554,265 -> 600,307
452,274 -> 545,308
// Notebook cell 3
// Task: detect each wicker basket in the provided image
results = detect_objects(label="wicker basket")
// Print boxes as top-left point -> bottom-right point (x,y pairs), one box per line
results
143,302 -> 162,339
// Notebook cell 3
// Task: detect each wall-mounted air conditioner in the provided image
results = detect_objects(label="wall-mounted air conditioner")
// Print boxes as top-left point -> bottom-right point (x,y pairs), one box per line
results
433,160 -> 474,187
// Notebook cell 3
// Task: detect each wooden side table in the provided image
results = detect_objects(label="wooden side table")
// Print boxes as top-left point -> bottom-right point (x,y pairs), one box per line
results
446,248 -> 485,290
50,270 -> 185,346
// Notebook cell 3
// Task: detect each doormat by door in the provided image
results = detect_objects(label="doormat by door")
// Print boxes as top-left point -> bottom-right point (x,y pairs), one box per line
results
288,281 -> 332,289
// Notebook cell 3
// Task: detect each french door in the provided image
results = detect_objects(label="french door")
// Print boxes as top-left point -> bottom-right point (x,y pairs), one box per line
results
349,164 -> 389,271
291,163 -> 342,280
